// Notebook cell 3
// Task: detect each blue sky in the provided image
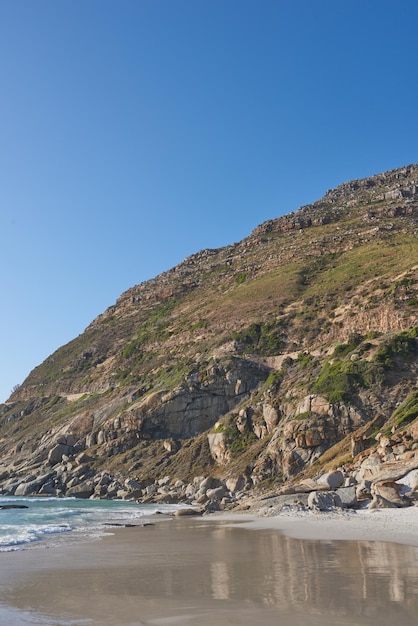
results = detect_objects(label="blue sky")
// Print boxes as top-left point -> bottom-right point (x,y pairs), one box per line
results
1,0 -> 417,403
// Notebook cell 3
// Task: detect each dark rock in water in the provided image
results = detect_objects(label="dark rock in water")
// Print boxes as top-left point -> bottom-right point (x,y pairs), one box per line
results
174,508 -> 202,517
0,504 -> 29,510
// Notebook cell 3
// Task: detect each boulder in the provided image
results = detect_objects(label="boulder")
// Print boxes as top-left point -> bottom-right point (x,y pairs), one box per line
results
371,480 -> 408,507
66,481 -> 94,499
396,468 -> 418,494
356,480 -> 372,500
38,481 -> 57,496
65,434 -> 76,447
225,476 -> 246,493
368,494 -> 399,509
263,404 -> 279,432
174,508 -> 202,517
206,486 -> 226,502
335,486 -> 358,508
14,472 -> 55,497
125,478 -> 142,492
199,477 -> 215,491
208,433 -> 230,465
194,493 -> 209,504
185,483 -> 197,497
14,481 -> 39,497
48,443 -> 71,465
75,451 -> 94,465
204,501 -> 221,513
308,491 -> 343,511
316,470 -> 344,490
360,456 -> 418,483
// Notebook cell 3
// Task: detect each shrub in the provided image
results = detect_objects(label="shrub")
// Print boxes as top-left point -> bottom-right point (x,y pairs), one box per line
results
374,328 -> 418,369
392,392 -> 418,428
265,370 -> 284,389
332,333 -> 363,357
297,352 -> 314,369
313,359 -> 368,403
121,339 -> 143,359
233,321 -> 284,356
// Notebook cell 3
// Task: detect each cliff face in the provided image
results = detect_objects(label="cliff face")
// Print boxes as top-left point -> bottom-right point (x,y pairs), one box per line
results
1,164 -> 417,501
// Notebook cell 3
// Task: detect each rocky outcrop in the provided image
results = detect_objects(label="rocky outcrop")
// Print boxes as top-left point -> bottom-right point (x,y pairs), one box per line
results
0,164 -> 417,505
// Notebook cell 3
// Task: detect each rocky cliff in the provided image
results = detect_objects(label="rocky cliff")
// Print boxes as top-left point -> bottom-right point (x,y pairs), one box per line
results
0,164 -> 417,510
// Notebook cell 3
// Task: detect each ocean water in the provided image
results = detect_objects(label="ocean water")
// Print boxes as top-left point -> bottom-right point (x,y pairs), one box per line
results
0,495 -> 178,551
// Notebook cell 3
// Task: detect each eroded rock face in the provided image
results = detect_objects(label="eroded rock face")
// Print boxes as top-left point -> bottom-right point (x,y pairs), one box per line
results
82,360 -> 268,450
251,407 -> 360,482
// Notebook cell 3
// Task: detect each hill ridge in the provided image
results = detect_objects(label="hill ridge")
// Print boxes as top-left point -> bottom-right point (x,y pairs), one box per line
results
0,163 -> 417,510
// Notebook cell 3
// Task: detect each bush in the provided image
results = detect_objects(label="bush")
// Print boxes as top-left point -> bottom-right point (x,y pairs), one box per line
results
313,359 -> 368,403
332,333 -> 363,357
235,272 -> 247,285
374,328 -> 418,369
297,352 -> 314,369
265,371 -> 284,389
233,321 -> 283,356
392,392 -> 418,428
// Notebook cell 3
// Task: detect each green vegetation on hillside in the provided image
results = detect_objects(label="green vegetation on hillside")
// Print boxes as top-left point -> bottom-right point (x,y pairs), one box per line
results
233,321 -> 284,356
312,328 -> 418,403
392,391 -> 418,428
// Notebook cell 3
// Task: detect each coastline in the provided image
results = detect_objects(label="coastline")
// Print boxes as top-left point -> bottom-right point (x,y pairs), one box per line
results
1,507 -> 418,626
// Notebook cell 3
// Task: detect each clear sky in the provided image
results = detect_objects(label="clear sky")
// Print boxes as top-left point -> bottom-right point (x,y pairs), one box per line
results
1,0 -> 417,403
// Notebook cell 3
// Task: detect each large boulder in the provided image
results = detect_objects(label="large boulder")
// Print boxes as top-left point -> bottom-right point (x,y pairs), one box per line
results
335,486 -> 358,508
263,404 -> 279,432
48,443 -> 72,465
308,490 -> 343,511
316,470 -> 344,490
66,481 -> 94,499
125,478 -> 142,492
356,479 -> 372,500
396,468 -> 418,495
208,433 -> 230,465
174,508 -> 202,517
368,494 -> 399,509
371,480 -> 409,507
206,486 -> 226,502
225,475 -> 246,493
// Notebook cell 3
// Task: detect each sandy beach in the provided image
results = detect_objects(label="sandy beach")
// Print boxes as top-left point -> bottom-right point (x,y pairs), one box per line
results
1,508 -> 418,626
238,506 -> 418,546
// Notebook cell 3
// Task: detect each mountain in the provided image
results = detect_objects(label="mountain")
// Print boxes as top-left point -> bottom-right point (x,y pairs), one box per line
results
0,164 -> 417,508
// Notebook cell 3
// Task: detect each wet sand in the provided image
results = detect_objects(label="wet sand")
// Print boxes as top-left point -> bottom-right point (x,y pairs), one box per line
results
1,510 -> 418,626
